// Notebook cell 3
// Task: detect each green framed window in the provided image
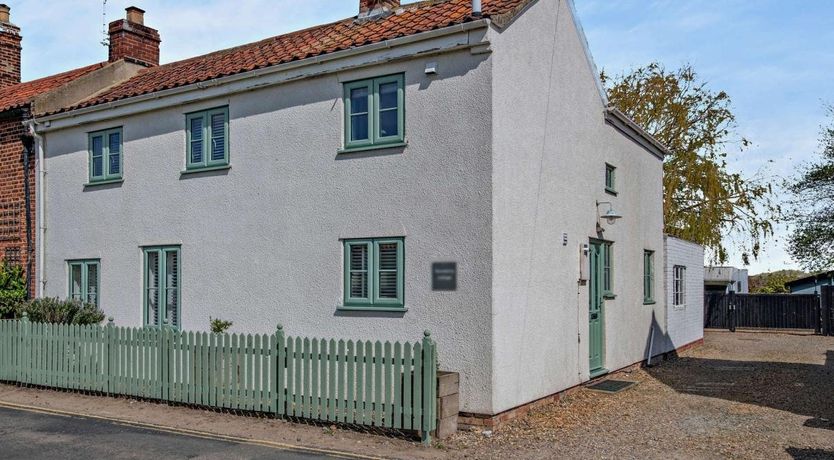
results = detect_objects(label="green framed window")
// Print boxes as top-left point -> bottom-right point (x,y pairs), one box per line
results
67,259 -> 100,307
186,107 -> 229,170
343,238 -> 404,309
143,246 -> 181,329
88,128 -> 123,183
602,241 -> 614,298
605,163 -> 616,194
343,74 -> 405,150
643,250 -> 655,304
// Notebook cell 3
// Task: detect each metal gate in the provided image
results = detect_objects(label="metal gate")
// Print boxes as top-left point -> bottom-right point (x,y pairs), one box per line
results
704,293 -> 820,330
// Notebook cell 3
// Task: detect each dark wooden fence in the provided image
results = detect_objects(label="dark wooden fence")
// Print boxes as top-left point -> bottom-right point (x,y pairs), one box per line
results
822,286 -> 833,336
704,293 -> 820,330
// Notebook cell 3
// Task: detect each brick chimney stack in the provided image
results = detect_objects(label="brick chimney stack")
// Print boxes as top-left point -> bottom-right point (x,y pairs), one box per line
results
359,0 -> 401,17
0,3 -> 22,89
109,6 -> 160,67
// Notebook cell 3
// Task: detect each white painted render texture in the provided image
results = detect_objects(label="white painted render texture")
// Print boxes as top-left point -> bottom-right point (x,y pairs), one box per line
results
662,236 -> 705,352
39,0 -> 667,415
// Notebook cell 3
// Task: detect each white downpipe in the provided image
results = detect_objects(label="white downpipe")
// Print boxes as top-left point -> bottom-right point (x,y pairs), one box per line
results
26,121 -> 45,298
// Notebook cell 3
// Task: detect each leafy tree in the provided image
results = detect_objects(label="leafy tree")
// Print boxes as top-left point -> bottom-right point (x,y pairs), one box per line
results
787,105 -> 834,271
748,270 -> 807,294
602,63 -> 779,264
0,261 -> 27,319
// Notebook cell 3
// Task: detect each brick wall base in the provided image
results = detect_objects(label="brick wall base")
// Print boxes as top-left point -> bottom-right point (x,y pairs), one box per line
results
458,337 -> 705,430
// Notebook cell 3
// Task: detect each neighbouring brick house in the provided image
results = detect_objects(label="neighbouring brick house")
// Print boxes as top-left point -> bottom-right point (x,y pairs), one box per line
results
0,4 -> 159,296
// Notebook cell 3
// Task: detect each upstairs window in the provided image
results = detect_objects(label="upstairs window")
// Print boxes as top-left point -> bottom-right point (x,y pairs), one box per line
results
343,74 -> 405,150
186,107 -> 229,170
343,238 -> 404,309
68,259 -> 100,307
605,163 -> 616,194
89,128 -> 123,183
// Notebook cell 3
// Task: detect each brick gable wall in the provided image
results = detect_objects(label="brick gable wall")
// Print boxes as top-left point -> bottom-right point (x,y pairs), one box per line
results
0,111 -> 35,296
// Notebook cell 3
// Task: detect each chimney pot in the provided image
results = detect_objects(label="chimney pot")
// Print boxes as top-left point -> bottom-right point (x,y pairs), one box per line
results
0,4 -> 10,23
126,6 -> 145,25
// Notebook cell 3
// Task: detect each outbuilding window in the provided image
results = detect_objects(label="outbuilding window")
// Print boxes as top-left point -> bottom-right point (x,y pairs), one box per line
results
186,107 -> 229,171
68,259 -> 100,307
643,250 -> 655,304
673,265 -> 687,307
343,74 -> 405,151
88,128 -> 123,183
343,238 -> 404,309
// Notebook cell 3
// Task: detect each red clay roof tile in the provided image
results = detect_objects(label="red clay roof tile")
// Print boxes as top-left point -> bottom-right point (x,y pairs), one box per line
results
0,63 -> 106,113
55,0 -> 528,115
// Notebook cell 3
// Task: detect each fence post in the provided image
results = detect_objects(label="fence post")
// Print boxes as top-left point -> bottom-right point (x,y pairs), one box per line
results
815,294 -> 822,335
822,286 -> 833,336
727,291 -> 736,333
275,324 -> 285,417
421,330 -> 436,446
105,318 -> 114,394
19,313 -> 30,385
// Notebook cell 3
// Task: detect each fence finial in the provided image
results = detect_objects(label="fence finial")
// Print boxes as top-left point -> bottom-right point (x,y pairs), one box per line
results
423,330 -> 431,338
21,312 -> 28,322
108,317 -> 115,326
277,323 -> 284,332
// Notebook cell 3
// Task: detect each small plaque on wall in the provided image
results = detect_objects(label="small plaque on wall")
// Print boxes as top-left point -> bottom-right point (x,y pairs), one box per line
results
432,262 -> 457,291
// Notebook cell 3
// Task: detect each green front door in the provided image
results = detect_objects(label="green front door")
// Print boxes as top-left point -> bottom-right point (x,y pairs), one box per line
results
589,240 -> 605,375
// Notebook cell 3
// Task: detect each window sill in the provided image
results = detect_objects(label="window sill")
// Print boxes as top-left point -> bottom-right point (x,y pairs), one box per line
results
603,293 -> 616,300
605,187 -> 618,196
338,141 -> 407,154
643,300 -> 656,305
84,178 -> 124,188
338,305 -> 407,313
180,164 -> 231,176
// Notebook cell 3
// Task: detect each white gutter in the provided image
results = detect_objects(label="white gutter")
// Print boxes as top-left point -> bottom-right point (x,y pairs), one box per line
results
25,119 -> 45,297
37,19 -> 491,130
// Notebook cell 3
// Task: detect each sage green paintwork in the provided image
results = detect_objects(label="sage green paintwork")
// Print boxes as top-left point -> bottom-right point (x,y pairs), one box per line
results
0,319 -> 437,444
588,240 -> 605,375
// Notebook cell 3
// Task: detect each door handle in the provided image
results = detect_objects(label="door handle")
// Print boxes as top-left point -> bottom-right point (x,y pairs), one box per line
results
590,313 -> 599,320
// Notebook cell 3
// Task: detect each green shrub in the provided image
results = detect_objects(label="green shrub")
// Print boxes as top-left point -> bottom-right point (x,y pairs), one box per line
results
210,317 -> 233,334
23,297 -> 106,325
0,262 -> 27,319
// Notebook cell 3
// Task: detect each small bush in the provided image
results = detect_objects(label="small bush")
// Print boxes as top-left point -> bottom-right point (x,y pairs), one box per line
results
0,262 -> 27,319
24,297 -> 106,325
210,317 -> 233,334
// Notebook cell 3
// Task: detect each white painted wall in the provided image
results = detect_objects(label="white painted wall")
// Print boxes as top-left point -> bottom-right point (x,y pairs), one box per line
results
40,0 -> 668,416
661,236 -> 705,352
489,0 -> 665,414
42,47 -> 496,414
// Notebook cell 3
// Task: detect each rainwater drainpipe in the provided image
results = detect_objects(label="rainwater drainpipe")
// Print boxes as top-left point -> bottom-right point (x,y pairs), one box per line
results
25,120 -> 45,298
20,133 -> 33,300
472,0 -> 482,16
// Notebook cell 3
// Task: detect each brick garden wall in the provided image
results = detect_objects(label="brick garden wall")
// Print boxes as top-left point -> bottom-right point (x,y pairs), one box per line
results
0,110 -> 35,296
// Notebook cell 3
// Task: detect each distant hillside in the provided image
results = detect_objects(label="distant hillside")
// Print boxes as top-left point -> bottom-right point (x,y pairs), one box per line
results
749,270 -> 809,293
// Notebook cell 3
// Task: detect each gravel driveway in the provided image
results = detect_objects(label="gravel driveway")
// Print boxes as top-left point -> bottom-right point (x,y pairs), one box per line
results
445,330 -> 834,459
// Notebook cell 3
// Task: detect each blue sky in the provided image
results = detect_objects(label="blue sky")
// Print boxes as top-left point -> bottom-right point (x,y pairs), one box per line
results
7,0 -> 833,274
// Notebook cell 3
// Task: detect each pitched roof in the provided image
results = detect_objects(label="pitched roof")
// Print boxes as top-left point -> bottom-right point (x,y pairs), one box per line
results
0,62 -> 106,113
58,0 -> 528,115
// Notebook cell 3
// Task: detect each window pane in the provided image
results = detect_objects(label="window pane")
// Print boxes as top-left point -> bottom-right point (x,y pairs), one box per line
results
377,242 -> 399,299
350,87 -> 369,114
70,264 -> 82,301
379,82 -> 398,110
210,113 -> 226,161
379,109 -> 398,138
91,136 -> 104,157
349,244 -> 369,299
108,132 -> 121,175
146,251 -> 160,326
166,250 -> 179,327
350,114 -> 369,141
91,135 -> 104,178
190,117 -> 204,164
86,263 -> 98,307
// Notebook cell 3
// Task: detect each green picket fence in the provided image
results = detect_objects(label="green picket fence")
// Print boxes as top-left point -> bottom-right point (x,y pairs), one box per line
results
0,318 -> 437,443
